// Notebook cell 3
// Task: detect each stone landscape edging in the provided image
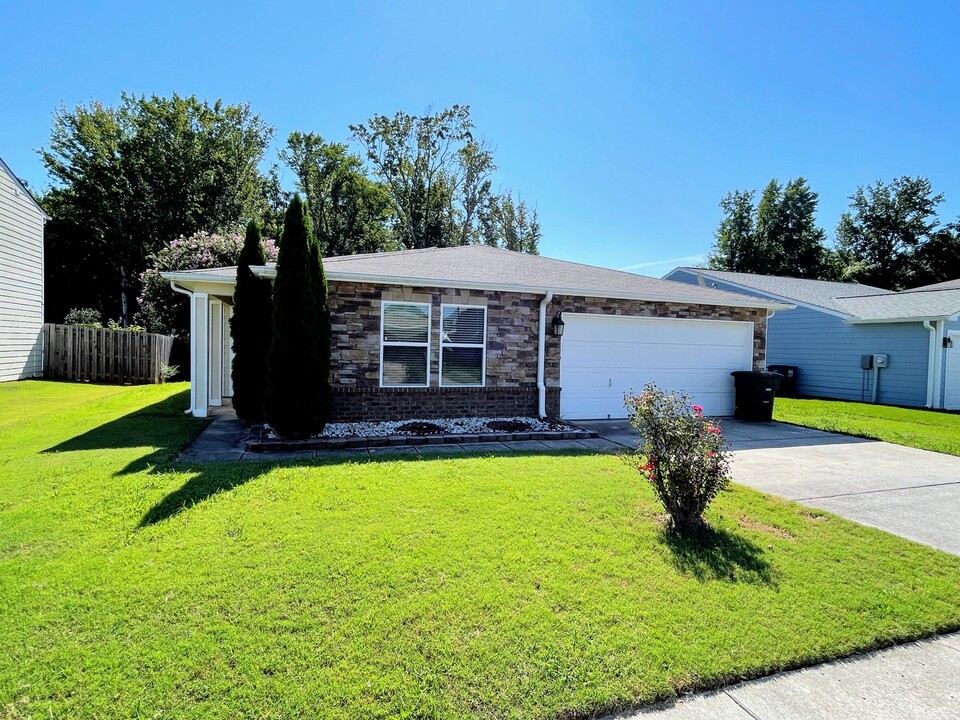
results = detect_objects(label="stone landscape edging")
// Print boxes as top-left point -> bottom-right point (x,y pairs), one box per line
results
246,428 -> 599,453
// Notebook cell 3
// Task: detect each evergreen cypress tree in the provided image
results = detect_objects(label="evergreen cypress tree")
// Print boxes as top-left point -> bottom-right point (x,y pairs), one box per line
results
230,221 -> 272,423
264,195 -> 325,436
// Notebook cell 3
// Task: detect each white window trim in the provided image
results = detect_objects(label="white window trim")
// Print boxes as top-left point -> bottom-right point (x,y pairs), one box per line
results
439,303 -> 487,388
380,300 -> 432,388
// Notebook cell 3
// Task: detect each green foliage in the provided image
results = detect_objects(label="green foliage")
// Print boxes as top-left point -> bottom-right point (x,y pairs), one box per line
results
3,382 -> 960,718
264,196 -> 330,436
106,320 -> 145,332
63,308 -> 102,327
350,106 -> 536,252
158,364 -> 179,383
626,384 -> 731,533
137,230 -> 277,338
709,178 -> 834,278
280,132 -> 397,257
908,225 -> 960,288
836,177 -> 945,290
41,93 -> 274,323
481,192 -> 541,254
230,222 -> 274,423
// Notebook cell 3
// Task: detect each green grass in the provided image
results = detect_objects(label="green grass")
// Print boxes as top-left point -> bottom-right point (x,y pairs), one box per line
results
774,397 -> 960,456
2,381 -> 960,719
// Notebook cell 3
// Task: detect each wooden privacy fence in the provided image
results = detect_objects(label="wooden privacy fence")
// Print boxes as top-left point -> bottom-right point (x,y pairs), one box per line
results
43,324 -> 175,385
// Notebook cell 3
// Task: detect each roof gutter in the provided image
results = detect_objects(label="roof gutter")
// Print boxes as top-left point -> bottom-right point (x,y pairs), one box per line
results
245,267 -> 792,311
537,291 -> 554,418
846,315 -> 951,325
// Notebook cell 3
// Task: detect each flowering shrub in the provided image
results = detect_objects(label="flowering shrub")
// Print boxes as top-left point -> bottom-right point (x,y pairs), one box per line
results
137,230 -> 278,337
64,308 -> 102,327
625,383 -> 731,534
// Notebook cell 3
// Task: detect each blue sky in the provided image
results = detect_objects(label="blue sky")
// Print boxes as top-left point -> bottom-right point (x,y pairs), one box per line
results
2,1 -> 958,276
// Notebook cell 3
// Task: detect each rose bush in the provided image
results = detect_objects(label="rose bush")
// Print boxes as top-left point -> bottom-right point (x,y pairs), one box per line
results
625,383 -> 731,534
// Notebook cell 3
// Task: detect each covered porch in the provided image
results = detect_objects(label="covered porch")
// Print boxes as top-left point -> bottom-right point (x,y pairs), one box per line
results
163,269 -> 239,417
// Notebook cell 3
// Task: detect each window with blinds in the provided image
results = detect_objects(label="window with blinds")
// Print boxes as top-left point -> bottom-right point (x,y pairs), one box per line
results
440,305 -> 486,387
381,301 -> 431,387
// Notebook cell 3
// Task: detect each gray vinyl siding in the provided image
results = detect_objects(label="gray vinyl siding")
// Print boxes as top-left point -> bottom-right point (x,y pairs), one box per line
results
0,166 -> 44,381
941,319 -> 960,408
668,269 -> 930,407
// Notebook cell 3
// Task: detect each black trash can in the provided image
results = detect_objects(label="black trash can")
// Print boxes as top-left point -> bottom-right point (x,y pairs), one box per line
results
768,364 -> 798,398
730,371 -> 782,422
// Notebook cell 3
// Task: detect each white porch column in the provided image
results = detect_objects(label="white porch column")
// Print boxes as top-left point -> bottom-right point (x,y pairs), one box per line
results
209,298 -> 224,407
191,293 -> 210,417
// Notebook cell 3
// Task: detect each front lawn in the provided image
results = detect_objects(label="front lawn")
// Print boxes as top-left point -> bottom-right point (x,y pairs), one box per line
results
774,397 -> 960,457
3,382 -> 960,719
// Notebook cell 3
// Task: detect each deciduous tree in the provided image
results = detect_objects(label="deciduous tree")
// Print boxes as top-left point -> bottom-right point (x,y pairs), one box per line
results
836,176 -> 944,290
41,93 -> 273,323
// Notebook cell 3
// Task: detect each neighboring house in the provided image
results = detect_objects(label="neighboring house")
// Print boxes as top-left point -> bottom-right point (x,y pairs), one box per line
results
665,267 -> 960,410
0,155 -> 48,382
162,245 -> 790,420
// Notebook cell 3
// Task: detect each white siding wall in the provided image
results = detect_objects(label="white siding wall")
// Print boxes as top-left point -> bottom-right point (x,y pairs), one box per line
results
0,166 -> 45,381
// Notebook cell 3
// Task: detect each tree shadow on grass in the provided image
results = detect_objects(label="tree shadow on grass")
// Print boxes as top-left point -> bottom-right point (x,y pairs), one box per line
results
42,389 -> 210,475
659,525 -> 774,585
138,462 -> 271,527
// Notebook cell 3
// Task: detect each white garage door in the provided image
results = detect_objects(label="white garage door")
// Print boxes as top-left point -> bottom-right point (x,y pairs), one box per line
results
559,314 -> 755,419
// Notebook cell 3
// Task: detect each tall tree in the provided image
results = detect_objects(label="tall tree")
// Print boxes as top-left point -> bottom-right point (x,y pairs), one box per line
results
836,176 -> 944,290
708,189 -> 758,272
281,132 -> 396,256
231,221 -> 274,423
349,106 -> 498,249
709,178 -> 833,278
264,196 -> 330,437
41,93 -> 273,323
481,193 -> 541,254
907,223 -> 960,288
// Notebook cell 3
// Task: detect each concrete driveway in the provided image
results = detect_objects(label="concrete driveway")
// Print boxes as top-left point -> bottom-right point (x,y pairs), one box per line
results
578,418 -> 960,555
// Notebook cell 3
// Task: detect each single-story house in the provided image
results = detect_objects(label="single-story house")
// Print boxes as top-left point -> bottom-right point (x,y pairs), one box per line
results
162,245 -> 791,420
665,267 -> 960,410
0,154 -> 48,382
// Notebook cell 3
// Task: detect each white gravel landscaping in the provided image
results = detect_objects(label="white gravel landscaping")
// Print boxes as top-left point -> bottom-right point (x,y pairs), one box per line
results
264,416 -> 578,439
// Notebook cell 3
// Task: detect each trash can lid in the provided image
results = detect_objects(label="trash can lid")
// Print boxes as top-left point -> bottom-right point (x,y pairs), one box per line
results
731,370 -> 782,378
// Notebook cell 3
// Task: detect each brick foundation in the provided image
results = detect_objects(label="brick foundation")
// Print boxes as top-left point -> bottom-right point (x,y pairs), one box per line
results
331,386 -> 561,422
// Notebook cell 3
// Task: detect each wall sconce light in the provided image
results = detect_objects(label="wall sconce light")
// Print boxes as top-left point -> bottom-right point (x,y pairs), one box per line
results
945,336 -> 955,349
552,311 -> 565,337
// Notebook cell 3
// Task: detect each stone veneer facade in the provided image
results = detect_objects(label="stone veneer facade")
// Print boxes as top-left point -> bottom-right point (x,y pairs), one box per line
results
326,280 -> 767,421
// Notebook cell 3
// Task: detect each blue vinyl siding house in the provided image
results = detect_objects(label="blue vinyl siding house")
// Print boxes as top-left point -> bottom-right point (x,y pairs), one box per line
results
665,268 -> 960,410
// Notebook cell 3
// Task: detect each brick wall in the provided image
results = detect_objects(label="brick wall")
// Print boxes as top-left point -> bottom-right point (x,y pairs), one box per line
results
325,281 -> 766,421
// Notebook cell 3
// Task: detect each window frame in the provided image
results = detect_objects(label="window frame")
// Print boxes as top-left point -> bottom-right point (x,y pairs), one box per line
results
379,300 -> 432,388
439,303 -> 487,388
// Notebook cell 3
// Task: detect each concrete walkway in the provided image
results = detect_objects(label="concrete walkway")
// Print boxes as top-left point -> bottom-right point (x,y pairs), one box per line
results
176,405 -> 620,464
612,631 -> 960,720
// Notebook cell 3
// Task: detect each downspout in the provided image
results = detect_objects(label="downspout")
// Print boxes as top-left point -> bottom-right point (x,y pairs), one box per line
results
933,320 -> 946,409
537,290 -> 555,418
170,281 -> 195,415
924,320 -> 937,408
763,310 -> 776,372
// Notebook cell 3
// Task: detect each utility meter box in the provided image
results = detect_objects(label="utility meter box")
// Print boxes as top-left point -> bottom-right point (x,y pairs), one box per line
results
860,354 -> 874,369
873,353 -> 889,368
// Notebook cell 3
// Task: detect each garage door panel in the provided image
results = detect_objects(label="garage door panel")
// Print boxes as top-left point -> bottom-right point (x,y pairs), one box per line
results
559,315 -> 753,419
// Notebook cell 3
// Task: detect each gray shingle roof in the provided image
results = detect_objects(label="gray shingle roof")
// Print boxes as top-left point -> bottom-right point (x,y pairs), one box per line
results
165,246 -> 790,309
673,267 -> 960,321
833,288 -> 960,321
673,267 -> 892,314
910,278 -> 960,291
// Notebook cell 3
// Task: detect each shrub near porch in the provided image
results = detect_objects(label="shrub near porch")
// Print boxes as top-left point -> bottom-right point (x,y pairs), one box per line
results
2,382 -> 960,719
